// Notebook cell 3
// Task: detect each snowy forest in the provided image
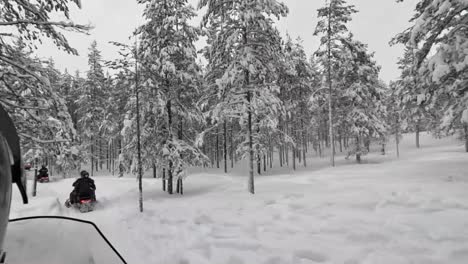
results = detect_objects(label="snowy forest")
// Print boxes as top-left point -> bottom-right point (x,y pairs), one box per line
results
1,1 -> 467,196
2,0 -> 468,263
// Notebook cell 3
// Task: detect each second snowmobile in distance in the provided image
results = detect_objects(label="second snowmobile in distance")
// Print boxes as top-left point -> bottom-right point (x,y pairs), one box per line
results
37,165 -> 49,183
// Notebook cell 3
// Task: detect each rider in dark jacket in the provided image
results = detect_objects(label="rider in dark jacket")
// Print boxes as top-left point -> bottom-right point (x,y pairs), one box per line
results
38,165 -> 48,179
69,170 -> 96,204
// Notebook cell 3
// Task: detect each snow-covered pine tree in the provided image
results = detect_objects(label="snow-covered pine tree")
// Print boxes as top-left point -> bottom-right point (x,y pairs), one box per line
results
57,69 -> 78,129
314,0 -> 357,166
278,36 -> 315,169
199,6 -> 233,174
199,0 -> 288,194
135,0 -> 207,194
77,41 -> 107,176
336,35 -> 387,162
393,0 -> 468,151
107,71 -> 132,176
308,56 -> 329,158
393,47 -> 433,148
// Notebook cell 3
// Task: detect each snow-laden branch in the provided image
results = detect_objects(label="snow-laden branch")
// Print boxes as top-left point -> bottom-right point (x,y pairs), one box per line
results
0,100 -> 48,110
19,133 -> 69,144
0,54 -> 51,91
0,20 -> 90,32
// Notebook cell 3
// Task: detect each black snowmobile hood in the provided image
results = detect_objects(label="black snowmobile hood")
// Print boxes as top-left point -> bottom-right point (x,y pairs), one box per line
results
0,104 -> 28,204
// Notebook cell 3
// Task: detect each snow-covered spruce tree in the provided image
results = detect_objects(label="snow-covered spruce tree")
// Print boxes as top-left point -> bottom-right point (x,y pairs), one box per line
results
134,0 -> 207,194
106,72 -> 132,175
57,69 -> 78,129
393,0 -> 468,151
0,0 -> 88,174
106,42 -> 138,177
199,6 -> 235,174
392,47 -> 435,148
337,35 -> 387,163
313,0 -> 357,166
277,36 -> 315,169
199,0 -> 288,194
77,41 -> 108,176
308,56 -> 330,158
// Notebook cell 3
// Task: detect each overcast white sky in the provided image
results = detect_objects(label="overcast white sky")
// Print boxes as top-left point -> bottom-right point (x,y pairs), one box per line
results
37,0 -> 418,83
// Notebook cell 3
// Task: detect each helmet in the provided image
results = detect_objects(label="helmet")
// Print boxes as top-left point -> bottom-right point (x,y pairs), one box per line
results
80,170 -> 89,178
0,104 -> 28,260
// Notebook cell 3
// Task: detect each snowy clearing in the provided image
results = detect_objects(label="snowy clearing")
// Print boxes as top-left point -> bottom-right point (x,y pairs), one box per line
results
8,133 -> 468,264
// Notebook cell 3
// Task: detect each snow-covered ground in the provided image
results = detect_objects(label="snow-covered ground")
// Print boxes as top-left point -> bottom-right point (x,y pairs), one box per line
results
7,132 -> 468,264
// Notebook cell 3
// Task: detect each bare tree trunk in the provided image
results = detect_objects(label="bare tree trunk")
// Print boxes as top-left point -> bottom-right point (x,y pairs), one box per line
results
269,138 -> 273,168
32,168 -> 37,197
135,50 -> 143,212
327,3 -> 335,167
301,119 -> 307,167
106,143 -> 109,171
292,143 -> 296,171
176,178 -> 180,194
297,131 -> 302,164
180,179 -> 183,195
111,139 -> 115,176
292,125 -> 296,171
246,83 -> 254,193
396,132 -> 400,158
153,163 -> 156,178
279,145 -> 283,167
162,168 -> 166,191
230,122 -> 234,168
365,136 -> 370,153
416,120 -> 421,148
202,140 -> 206,168
257,124 -> 261,175
247,91 -> 254,193
100,138 -> 103,170
339,130 -> 343,153
167,98 -> 174,194
318,133 -> 322,158
91,143 -> 94,176
118,138 -> 123,178
216,127 -> 220,168
94,138 -> 99,172
303,137 -> 307,168
464,123 -> 468,153
224,121 -> 227,173
257,152 -> 261,175
356,136 -> 361,164
395,115 -> 400,158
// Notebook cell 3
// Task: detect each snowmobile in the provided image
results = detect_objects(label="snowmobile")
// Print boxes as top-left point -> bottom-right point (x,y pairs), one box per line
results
65,196 -> 97,213
37,166 -> 50,183
37,174 -> 49,183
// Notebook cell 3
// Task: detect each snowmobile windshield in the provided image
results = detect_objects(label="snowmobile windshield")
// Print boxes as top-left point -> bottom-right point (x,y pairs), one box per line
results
4,216 -> 127,264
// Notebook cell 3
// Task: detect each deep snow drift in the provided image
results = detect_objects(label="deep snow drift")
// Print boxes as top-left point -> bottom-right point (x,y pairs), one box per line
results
6,133 -> 468,264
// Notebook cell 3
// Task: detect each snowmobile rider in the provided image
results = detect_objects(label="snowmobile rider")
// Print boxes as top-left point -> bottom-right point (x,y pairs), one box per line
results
0,104 -> 29,263
38,165 -> 48,178
69,170 -> 96,204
